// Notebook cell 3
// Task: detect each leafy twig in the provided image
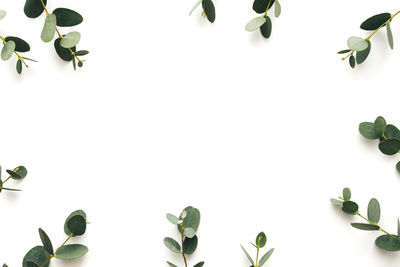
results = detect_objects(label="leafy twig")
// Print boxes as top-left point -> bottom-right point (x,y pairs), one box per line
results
245,0 -> 281,39
0,165 -> 28,192
241,232 -> 274,267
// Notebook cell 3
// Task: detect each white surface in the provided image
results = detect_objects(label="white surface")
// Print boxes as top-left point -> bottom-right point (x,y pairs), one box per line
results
1,0 -> 400,266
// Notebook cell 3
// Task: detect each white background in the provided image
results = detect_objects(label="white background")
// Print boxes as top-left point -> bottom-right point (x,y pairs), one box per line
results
1,0 -> 400,266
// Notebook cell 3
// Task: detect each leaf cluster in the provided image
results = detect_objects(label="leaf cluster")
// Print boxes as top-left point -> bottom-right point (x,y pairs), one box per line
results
23,210 -> 88,267
331,188 -> 400,252
338,12 -> 396,68
24,0 -> 88,70
0,11 -> 35,74
245,0 -> 281,39
164,206 -> 204,267
359,116 -> 400,172
190,0 -> 215,23
241,232 -> 274,267
0,165 -> 28,192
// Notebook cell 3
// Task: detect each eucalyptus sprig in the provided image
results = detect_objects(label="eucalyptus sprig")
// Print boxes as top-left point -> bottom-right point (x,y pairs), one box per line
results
241,232 -> 274,267
0,165 -> 28,192
23,0 -> 88,70
331,188 -> 400,252
164,206 -> 204,267
359,116 -> 400,172
338,11 -> 400,68
0,10 -> 35,74
245,0 -> 281,39
190,0 -> 215,23
23,210 -> 89,267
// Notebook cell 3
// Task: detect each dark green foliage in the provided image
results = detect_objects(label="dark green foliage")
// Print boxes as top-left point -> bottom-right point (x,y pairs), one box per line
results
24,210 -> 88,267
53,8 -> 83,27
241,232 -> 274,267
260,17 -> 272,38
16,60 -> 22,74
0,165 -> 28,192
360,116 -> 400,170
54,37 -> 76,61
64,210 -> 87,236
202,0 -> 216,23
5,37 -> 30,52
165,206 -> 203,267
349,55 -> 355,68
253,0 -> 275,14
24,0 -> 47,18
360,13 -> 391,31
356,40 -> 371,64
246,0 -> 280,39
332,188 -> 400,253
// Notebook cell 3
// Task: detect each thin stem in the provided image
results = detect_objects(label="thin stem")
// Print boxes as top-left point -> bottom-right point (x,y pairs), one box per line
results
255,246 -> 260,267
39,234 -> 73,267
180,230 -> 188,267
263,0 -> 273,17
0,35 -> 29,67
356,211 -> 399,241
365,10 -> 400,40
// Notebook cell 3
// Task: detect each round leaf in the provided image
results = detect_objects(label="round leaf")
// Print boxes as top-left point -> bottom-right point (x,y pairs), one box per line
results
66,215 -> 87,236
24,0 -> 47,18
351,223 -> 380,231
347,37 -> 369,52
256,232 -> 267,248
60,32 -> 81,49
55,244 -> 88,260
260,16 -> 272,38
360,13 -> 391,31
183,227 -> 196,238
41,14 -> 57,42
356,40 -> 371,64
38,228 -> 53,255
163,237 -> 181,253
246,17 -> 267,32
253,0 -> 275,14
166,213 -> 179,225
378,138 -> 400,155
23,246 -> 50,267
53,8 -> 83,27
384,124 -> 400,139
368,198 -> 381,224
1,41 -> 15,61
64,210 -> 87,236
183,235 -> 198,255
375,234 -> 400,251
54,37 -> 76,61
178,206 -> 200,234
6,166 -> 27,179
342,201 -> 358,214
359,122 -> 379,140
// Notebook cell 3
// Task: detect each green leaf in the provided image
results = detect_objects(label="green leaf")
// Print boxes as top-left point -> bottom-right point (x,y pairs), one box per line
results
55,244 -> 88,259
202,0 -> 215,23
166,262 -> 178,267
240,245 -> 254,265
53,8 -> 83,27
396,161 -> 400,173
16,60 -> 22,75
23,246 -> 50,267
351,223 -> 380,231
184,227 -> 196,238
25,262 -> 38,267
0,10 -> 6,20
359,122 -> 379,140
189,0 -> 202,15
38,228 -> 53,255
24,0 -> 47,18
356,40 -> 371,64
397,218 -> 400,237
5,37 -> 30,52
338,49 -> 351,54
274,0 -> 281,17
178,207 -> 200,234
260,16 -> 272,39
375,234 -> 400,251
64,210 -> 87,236
54,37 -> 76,61
193,262 -> 204,267
259,248 -> 274,266
256,232 -> 267,248
41,14 -> 57,42
7,166 -> 28,179
60,32 -> 81,49
166,213 -> 179,225
384,124 -> 400,139
342,201 -> 358,214
368,198 -> 381,224
66,214 -> 87,236
183,235 -> 198,255
373,116 -> 386,136
1,41 -> 15,61
347,36 -> 369,51
349,55 -> 355,68
378,138 -> 400,155
246,17 -> 267,32
343,187 -> 351,201
360,13 -> 391,31
253,0 -> 275,14
330,198 -> 343,207
387,22 -> 394,49
163,237 -> 181,253
74,50 -> 89,56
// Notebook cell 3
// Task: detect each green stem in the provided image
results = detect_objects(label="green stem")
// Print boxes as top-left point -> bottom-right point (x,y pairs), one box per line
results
180,226 -> 188,267
263,0 -> 273,17
39,234 -> 73,267
365,10 -> 400,40
255,246 -> 260,267
356,211 -> 399,241
0,35 -> 29,67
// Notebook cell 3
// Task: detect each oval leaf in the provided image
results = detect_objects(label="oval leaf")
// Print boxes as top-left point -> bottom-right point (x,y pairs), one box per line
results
24,0 -> 47,18
356,40 -> 371,64
54,37 -> 76,61
343,187 -> 351,201
5,37 -> 30,52
256,232 -> 267,248
0,10 -> 6,20
387,22 -> 394,49
193,262 -> 204,267
347,36 -> 369,51
259,248 -> 274,266
373,116 -> 386,136
166,213 -> 179,225
202,0 -> 215,23
1,41 -> 15,61
378,138 -> 400,155
359,122 -> 379,140
274,0 -> 281,17
163,237 -> 181,253
67,215 -> 87,236
38,228 -> 53,255
16,60 -> 22,74
253,0 -> 275,14
64,210 -> 87,236
246,17 -> 267,32
41,14 -> 57,42
55,244 -> 88,260
60,32 -> 81,49
342,201 -> 358,214
183,235 -> 198,255
183,227 -> 196,238
23,246 -> 50,267
360,13 -> 391,31
53,8 -> 83,27
330,198 -> 343,207
368,198 -> 381,224
384,124 -> 400,139
178,206 -> 200,234
351,223 -> 380,231
375,234 -> 400,251
260,16 -> 272,38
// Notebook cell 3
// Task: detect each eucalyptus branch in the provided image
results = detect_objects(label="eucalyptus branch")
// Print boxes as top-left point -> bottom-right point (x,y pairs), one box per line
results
338,11 -> 400,68
359,116 -> 400,172
245,0 -> 281,39
164,206 -> 204,267
331,188 -> 400,252
24,0 -> 89,70
0,165 -> 28,192
190,0 -> 215,23
241,232 -> 274,267
0,10 -> 35,74
23,210 -> 89,267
